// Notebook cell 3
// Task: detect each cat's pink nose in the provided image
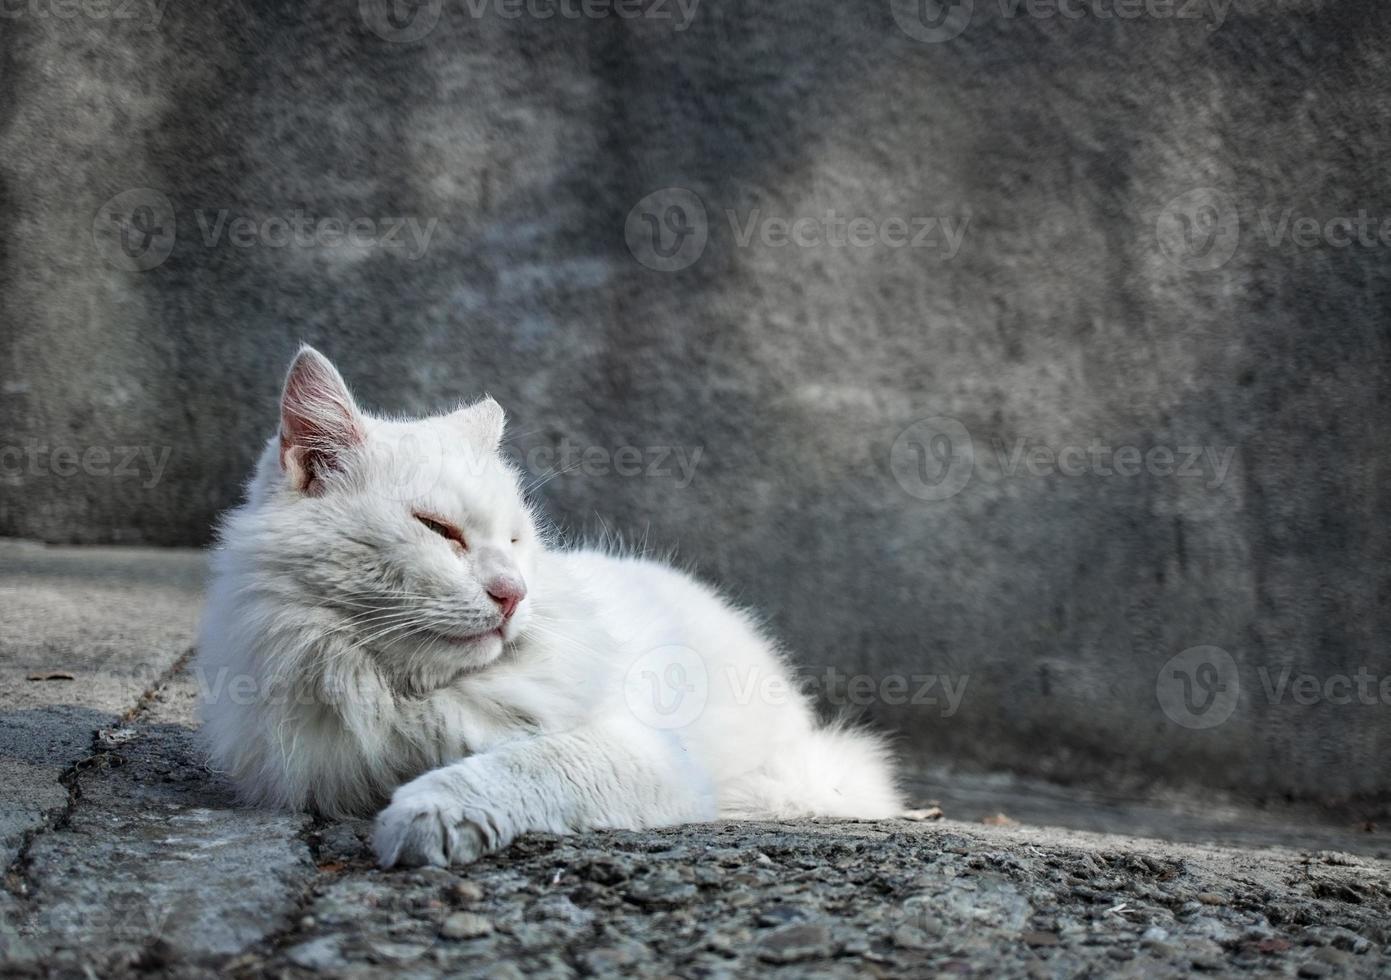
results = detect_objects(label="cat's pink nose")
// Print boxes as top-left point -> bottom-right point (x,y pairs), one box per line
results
486,579 -> 526,621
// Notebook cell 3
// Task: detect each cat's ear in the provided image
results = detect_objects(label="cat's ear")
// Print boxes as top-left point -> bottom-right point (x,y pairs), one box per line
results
278,346 -> 365,494
446,396 -> 506,451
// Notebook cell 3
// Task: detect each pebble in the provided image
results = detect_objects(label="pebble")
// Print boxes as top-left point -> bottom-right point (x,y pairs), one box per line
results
892,925 -> 936,950
285,936 -> 346,972
1313,947 -> 1352,966
625,880 -> 698,908
580,941 -> 648,973
447,880 -> 484,905
1190,941 -> 1226,972
1196,892 -> 1225,905
1331,932 -> 1372,955
755,922 -> 834,963
758,905 -> 812,927
368,941 -> 428,963
440,912 -> 493,940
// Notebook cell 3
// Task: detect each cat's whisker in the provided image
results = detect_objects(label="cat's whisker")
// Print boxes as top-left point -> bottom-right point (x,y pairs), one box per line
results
521,459 -> 586,497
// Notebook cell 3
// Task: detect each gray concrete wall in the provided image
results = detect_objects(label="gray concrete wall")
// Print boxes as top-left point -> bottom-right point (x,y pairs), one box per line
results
1,1 -> 1388,804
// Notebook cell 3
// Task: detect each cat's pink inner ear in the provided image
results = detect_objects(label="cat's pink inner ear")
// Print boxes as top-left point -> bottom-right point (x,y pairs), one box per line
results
278,347 -> 364,494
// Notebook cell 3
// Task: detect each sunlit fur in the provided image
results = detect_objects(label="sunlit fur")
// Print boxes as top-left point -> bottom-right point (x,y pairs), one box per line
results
198,347 -> 901,864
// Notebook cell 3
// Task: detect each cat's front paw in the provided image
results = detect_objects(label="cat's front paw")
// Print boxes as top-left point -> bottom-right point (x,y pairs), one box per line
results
372,767 -> 508,869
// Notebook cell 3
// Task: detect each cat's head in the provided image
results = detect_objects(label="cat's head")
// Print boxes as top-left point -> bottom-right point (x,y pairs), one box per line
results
248,345 -> 540,683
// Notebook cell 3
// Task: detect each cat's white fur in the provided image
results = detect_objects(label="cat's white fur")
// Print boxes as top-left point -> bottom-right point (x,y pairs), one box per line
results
197,347 -> 901,867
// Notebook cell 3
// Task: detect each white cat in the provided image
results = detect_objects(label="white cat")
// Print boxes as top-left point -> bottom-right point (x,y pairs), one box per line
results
196,346 -> 901,868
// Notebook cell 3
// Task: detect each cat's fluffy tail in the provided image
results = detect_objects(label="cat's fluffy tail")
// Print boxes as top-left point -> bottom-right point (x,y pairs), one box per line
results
717,720 -> 903,820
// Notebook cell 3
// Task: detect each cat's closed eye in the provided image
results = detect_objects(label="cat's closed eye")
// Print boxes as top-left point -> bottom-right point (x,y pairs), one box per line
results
415,513 -> 466,549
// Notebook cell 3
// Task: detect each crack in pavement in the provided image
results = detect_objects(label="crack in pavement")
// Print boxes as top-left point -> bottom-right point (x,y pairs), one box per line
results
1,647 -> 198,901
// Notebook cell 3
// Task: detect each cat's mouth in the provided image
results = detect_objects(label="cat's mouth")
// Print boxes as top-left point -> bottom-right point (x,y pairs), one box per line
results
436,627 -> 504,646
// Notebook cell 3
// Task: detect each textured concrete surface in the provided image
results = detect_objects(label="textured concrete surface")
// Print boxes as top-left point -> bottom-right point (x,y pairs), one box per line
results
3,544 -> 1391,977
1,2 -> 1388,804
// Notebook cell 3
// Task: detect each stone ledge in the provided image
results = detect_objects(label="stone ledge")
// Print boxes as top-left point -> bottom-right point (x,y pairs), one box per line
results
2,706 -> 1388,979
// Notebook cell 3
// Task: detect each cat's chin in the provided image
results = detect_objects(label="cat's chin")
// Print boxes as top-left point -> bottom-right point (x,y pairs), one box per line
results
424,628 -> 506,666
385,631 -> 508,690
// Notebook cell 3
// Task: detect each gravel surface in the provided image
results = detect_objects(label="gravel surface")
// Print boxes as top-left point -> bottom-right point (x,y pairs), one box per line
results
2,543 -> 1389,977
